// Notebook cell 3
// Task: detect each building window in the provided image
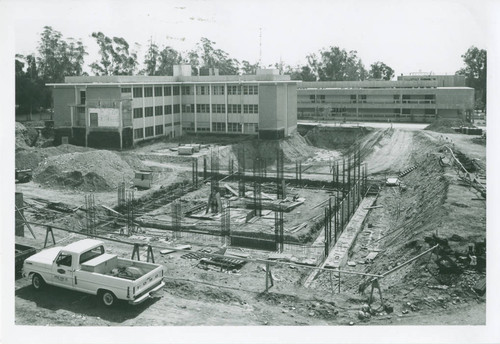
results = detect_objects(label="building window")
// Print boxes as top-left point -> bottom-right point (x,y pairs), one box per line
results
359,95 -> 367,103
145,126 -> 154,137
144,87 -> 153,97
155,125 -> 163,135
80,91 -> 86,105
173,104 -> 180,113
182,104 -> 192,113
155,106 -> 163,116
181,86 -> 191,95
243,104 -> 258,114
164,105 -> 172,114
134,128 -> 144,139
350,95 -> 357,103
172,86 -> 180,96
310,95 -> 315,103
154,86 -> 163,97
196,104 -> 210,113
197,86 -> 206,95
212,104 -> 226,113
227,123 -> 242,132
228,85 -> 241,95
145,107 -> 154,117
121,87 -> 131,94
425,109 -> 436,115
212,122 -> 226,132
402,109 -> 411,115
318,95 -> 325,103
164,86 -> 172,96
213,86 -> 225,95
133,87 -> 143,98
133,108 -> 143,119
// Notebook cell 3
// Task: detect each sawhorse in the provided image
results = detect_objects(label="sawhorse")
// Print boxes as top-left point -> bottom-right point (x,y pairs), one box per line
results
44,226 -> 56,248
131,244 -> 155,263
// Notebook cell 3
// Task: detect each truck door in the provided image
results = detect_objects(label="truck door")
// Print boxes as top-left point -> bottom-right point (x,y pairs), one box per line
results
52,251 -> 74,288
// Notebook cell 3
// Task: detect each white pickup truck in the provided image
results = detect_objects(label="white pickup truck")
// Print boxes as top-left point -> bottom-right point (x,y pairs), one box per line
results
23,239 -> 165,307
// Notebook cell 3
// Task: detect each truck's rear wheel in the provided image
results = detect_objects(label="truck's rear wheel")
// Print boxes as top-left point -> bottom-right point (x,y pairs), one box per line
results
32,273 -> 45,291
100,290 -> 116,307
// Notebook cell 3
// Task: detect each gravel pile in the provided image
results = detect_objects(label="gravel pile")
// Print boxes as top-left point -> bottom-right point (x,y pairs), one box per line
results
34,150 -> 135,191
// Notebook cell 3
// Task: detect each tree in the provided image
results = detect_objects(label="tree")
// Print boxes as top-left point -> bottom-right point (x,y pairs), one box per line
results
90,32 -> 138,75
15,54 -> 46,115
143,41 -> 160,75
456,46 -> 486,110
369,61 -> 395,80
241,60 -> 259,75
305,47 -> 367,81
188,37 -> 240,75
37,26 -> 87,83
157,46 -> 183,75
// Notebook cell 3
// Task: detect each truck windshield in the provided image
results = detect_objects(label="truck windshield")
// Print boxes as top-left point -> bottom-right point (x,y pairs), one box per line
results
79,246 -> 105,264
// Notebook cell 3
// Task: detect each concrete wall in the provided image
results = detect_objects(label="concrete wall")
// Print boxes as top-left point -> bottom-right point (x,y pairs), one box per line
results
435,88 -> 475,110
86,86 -> 120,101
287,84 -> 297,134
258,85 -> 279,131
53,87 -> 75,127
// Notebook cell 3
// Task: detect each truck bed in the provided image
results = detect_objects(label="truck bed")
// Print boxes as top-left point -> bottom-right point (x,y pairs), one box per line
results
81,254 -> 157,281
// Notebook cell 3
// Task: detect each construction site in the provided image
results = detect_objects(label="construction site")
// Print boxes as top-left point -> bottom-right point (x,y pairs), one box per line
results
14,120 -> 487,326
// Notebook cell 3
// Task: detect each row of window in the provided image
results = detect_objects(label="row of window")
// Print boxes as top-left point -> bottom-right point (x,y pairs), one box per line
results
309,94 -> 436,102
134,124 -> 172,139
177,104 -> 259,114
123,85 -> 259,98
128,86 -> 181,98
133,105 -> 181,118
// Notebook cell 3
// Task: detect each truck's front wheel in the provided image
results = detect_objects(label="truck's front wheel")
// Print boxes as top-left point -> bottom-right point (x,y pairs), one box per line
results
32,273 -> 45,291
99,290 -> 116,307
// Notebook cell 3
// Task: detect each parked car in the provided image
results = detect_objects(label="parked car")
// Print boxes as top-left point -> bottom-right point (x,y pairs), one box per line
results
23,239 -> 165,307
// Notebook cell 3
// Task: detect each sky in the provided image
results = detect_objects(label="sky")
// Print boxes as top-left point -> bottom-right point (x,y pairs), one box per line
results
8,0 -> 489,77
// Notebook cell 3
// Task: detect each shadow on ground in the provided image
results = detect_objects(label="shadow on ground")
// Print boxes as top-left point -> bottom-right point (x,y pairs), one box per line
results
15,284 -> 159,323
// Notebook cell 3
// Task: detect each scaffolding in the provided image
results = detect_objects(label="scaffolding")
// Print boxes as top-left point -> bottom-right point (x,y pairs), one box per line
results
238,147 -> 246,197
192,158 -> 199,188
117,181 -> 126,208
253,157 -> 263,217
172,199 -> 182,239
85,194 -> 97,237
124,190 -> 135,236
276,149 -> 285,199
274,209 -> 284,252
221,199 -> 231,245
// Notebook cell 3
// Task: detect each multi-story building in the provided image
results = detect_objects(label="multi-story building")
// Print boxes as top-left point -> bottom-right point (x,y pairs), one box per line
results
48,65 -> 298,148
297,74 -> 474,123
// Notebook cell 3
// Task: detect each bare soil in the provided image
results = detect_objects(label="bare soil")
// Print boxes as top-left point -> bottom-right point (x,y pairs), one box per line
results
14,126 -> 486,326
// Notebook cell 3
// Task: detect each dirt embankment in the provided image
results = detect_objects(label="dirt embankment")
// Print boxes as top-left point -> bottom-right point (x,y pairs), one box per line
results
34,150 -> 136,192
329,131 -> 486,311
304,126 -> 372,151
218,132 -> 317,167
15,122 -> 39,149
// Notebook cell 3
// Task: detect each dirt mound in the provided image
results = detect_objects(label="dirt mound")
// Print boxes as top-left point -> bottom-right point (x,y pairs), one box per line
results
15,150 -> 44,170
15,144 -> 94,170
15,122 -> 38,149
424,119 -> 466,133
34,150 -> 135,191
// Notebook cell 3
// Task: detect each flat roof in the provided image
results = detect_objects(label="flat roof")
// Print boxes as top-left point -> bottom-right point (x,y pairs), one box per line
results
46,74 -> 300,87
47,80 -> 299,87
